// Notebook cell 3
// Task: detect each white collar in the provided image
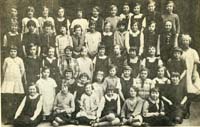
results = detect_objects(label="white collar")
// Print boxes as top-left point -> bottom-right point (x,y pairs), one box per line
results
105,93 -> 118,101
103,32 -> 113,36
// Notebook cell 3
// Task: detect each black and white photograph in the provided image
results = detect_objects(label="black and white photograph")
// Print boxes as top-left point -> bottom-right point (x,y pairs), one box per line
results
1,0 -> 200,126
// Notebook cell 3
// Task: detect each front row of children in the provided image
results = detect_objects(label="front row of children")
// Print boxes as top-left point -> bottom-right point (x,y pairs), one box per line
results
13,65 -> 189,127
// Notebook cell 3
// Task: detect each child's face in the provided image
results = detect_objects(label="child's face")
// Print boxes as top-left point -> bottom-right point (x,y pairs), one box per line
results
65,49 -> 72,57
129,50 -> 137,58
133,5 -> 141,15
44,26 -> 52,34
85,84 -> 92,95
148,23 -> 156,32
157,68 -> 165,78
75,27 -> 82,35
81,48 -> 88,56
65,71 -> 73,79
148,3 -> 156,12
118,25 -> 126,32
107,90 -> 114,97
181,37 -> 190,48
109,68 -> 117,77
48,48 -> 55,57
165,21 -> 172,31
28,25 -> 35,33
110,7 -> 117,16
166,3 -> 174,13
123,5 -> 130,14
11,8 -> 17,17
131,23 -> 138,32
29,86 -> 37,96
61,85 -> 69,94
99,48 -> 105,56
96,73 -> 103,82
10,49 -> 17,58
140,71 -> 148,80
60,27 -> 67,34
58,9 -> 64,17
104,23 -> 111,32
80,76 -> 88,84
11,25 -> 18,32
29,46 -> 37,56
27,10 -> 34,18
43,8 -> 49,17
148,47 -> 156,56
92,8 -> 99,17
173,51 -> 181,59
42,69 -> 50,78
171,76 -> 180,85
124,70 -> 131,77
89,24 -> 96,32
129,88 -> 137,98
77,11 -> 83,18
151,91 -> 159,100
114,46 -> 121,55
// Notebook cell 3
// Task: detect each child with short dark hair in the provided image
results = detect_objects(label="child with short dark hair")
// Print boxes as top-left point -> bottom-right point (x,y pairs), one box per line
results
22,6 -> 40,34
71,8 -> 89,33
119,2 -> 133,30
133,68 -> 154,99
113,20 -> 129,53
92,86 -> 121,126
127,20 -> 144,56
143,87 -> 171,126
124,47 -> 141,78
105,5 -> 121,32
71,25 -> 86,58
89,6 -> 104,32
24,44 -> 41,85
22,20 -> 41,57
55,26 -> 73,57
76,83 -> 100,125
93,45 -> 109,78
85,20 -> 101,58
103,64 -> 125,102
141,46 -> 163,79
121,86 -> 143,126
38,6 -> 55,34
52,84 -> 76,126
40,21 -> 56,57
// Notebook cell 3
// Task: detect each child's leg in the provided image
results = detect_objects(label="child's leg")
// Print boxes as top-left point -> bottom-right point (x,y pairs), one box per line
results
76,116 -> 92,125
130,115 -> 143,126
110,117 -> 120,125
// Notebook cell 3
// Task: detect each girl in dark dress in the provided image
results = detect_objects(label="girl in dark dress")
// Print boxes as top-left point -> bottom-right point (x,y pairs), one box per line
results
93,45 -> 109,79
24,44 -> 41,86
101,22 -> 114,56
124,47 -> 141,78
42,47 -> 60,90
55,7 -> 70,35
14,84 -> 43,127
92,86 -> 121,127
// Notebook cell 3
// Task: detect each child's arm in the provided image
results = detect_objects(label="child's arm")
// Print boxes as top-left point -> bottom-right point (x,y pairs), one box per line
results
117,95 -> 121,116
139,32 -> 144,56
65,95 -> 75,114
157,35 -> 161,56
180,96 -> 188,105
74,60 -> 80,79
161,96 -> 173,105
22,45 -> 27,57
120,101 -> 127,120
3,34 -> 7,47
125,32 -> 130,53
55,36 -> 59,57
31,95 -> 43,120
53,94 -> 59,112
37,46 -> 41,57
20,59 -> 25,77
97,97 -> 105,118
180,70 -> 186,80
14,96 -> 26,119
143,100 -> 159,117
90,60 -> 94,79
175,14 -> 180,35
2,59 -> 7,76
132,99 -> 143,117
117,78 -> 125,101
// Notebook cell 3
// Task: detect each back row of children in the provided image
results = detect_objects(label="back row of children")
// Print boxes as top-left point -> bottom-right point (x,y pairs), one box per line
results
2,0 -> 200,126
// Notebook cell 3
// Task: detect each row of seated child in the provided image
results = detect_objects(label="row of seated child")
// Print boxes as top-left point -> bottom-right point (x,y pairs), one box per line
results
13,67 -> 188,127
